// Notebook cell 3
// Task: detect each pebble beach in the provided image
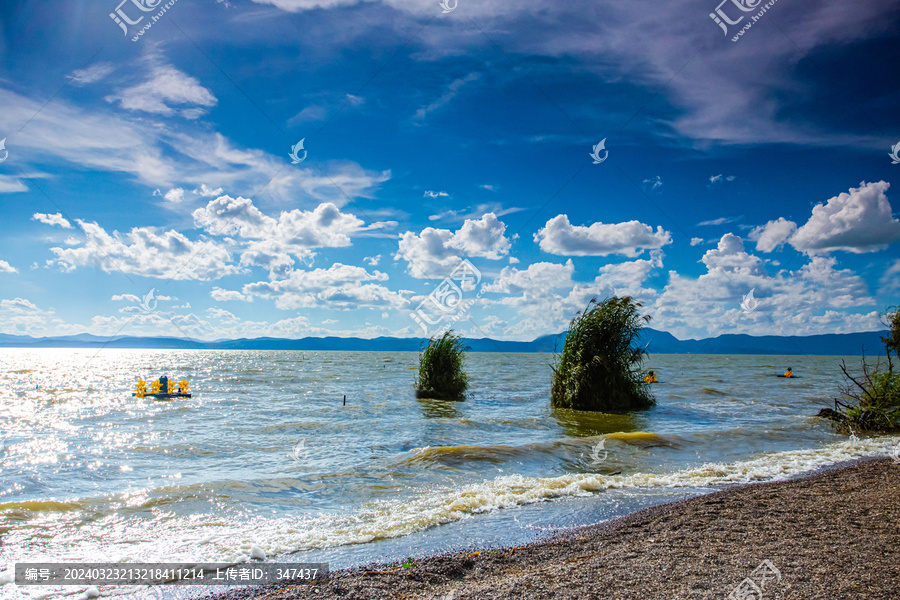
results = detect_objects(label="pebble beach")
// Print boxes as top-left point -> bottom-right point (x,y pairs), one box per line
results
200,458 -> 900,600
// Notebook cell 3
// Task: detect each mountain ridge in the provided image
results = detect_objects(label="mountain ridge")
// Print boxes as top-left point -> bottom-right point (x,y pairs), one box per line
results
0,329 -> 888,355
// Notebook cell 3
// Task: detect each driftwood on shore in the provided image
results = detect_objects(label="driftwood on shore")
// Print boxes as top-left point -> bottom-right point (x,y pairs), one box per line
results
817,407 -> 846,423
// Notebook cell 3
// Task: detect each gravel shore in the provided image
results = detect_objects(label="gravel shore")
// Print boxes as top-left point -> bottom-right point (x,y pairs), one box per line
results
199,458 -> 900,600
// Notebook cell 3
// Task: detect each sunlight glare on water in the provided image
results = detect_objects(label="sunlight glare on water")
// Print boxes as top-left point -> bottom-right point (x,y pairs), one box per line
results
1,349 -> 897,598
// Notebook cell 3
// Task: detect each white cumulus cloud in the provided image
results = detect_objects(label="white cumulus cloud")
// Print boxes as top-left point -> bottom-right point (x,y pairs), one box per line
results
195,184 -> 224,197
396,213 -> 511,278
483,260 -> 575,294
164,188 -> 185,203
534,214 -> 672,257
243,263 -> 405,310
749,217 -> 798,252
48,220 -> 241,281
789,181 -> 900,254
193,196 -> 391,277
211,287 -> 252,302
0,297 -> 74,337
33,213 -> 73,228
649,233 -> 879,339
700,233 -> 765,275
594,250 -> 663,299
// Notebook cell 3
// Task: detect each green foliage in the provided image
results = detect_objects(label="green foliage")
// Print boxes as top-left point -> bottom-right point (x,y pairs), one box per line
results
880,307 -> 900,368
550,296 -> 655,411
415,331 -> 469,401
826,308 -> 900,433
841,371 -> 900,430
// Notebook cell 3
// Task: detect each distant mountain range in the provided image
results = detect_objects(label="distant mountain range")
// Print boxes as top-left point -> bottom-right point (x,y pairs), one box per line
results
0,329 -> 889,355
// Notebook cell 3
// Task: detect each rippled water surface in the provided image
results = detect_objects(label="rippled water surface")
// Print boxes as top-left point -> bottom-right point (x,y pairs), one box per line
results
1,349 -> 897,598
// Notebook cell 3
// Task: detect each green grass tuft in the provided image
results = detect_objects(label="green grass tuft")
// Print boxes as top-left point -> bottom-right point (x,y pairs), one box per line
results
415,330 -> 469,401
550,296 -> 655,412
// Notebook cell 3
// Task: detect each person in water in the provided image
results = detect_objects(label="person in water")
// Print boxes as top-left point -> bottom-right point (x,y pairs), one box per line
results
644,371 -> 658,383
783,368 -> 793,378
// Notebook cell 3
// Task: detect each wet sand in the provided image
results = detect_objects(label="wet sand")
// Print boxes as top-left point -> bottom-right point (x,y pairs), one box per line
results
199,458 -> 900,600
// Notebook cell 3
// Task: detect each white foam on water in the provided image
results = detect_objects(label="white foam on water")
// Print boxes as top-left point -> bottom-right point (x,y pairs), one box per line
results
2,435 -> 897,599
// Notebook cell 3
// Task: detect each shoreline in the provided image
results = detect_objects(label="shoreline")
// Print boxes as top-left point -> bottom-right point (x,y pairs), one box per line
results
198,458 -> 900,600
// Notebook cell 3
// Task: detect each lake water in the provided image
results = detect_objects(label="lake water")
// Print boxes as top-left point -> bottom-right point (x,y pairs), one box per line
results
1,349 -> 898,599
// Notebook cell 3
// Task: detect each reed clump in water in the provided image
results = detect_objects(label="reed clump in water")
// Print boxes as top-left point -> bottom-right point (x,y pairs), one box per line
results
550,296 -> 655,411
824,307 -> 900,432
415,331 -> 469,401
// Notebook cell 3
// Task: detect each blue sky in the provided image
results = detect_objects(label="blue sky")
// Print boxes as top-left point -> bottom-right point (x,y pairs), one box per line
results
0,0 -> 899,341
